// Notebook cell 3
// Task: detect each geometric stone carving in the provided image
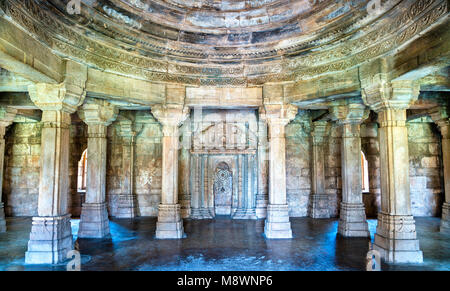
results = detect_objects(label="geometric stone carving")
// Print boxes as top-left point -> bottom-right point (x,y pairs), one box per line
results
330,101 -> 370,237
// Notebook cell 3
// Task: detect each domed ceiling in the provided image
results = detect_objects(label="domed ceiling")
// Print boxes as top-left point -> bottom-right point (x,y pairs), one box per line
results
0,0 -> 448,86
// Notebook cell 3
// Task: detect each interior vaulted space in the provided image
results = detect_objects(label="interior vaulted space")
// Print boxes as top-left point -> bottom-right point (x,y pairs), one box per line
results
0,0 -> 449,271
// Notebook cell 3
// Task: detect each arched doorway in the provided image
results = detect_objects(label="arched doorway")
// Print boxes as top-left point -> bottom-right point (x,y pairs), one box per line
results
213,162 -> 233,216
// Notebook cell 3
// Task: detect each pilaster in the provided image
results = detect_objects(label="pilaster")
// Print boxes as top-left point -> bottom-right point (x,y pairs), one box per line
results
331,101 -> 370,237
260,103 -> 297,239
0,107 -> 17,232
77,99 -> 118,238
152,104 -> 189,239
430,106 -> 450,233
308,121 -> 330,219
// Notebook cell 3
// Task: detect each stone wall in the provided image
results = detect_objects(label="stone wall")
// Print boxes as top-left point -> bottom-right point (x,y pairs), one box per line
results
3,120 -> 41,216
408,117 -> 444,217
285,112 -> 312,217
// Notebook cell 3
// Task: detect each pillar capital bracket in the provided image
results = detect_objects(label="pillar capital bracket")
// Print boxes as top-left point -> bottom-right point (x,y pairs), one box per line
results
259,104 -> 298,126
0,106 -> 18,127
118,116 -> 143,140
430,106 -> 450,138
361,80 -> 420,112
28,83 -> 86,113
330,101 -> 369,125
151,104 -> 190,136
78,99 -> 118,127
311,121 -> 330,145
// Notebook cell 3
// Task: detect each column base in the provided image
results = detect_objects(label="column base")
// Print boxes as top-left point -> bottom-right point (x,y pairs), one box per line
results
190,208 -> 214,219
233,208 -> 258,220
308,194 -> 330,219
255,194 -> 268,219
264,204 -> 292,239
0,203 -> 6,232
115,194 -> 138,218
440,203 -> 450,233
25,215 -> 73,264
374,213 -> 423,264
78,203 -> 110,238
338,202 -> 370,237
180,195 -> 191,219
155,204 -> 185,239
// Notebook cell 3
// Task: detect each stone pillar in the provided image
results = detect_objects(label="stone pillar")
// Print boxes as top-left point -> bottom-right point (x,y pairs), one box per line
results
308,121 -> 330,219
152,104 -> 189,239
331,102 -> 370,237
363,80 -> 423,263
77,100 -> 118,238
430,106 -> 450,233
25,83 -> 85,264
260,104 -> 297,239
0,107 -> 17,232
179,122 -> 191,219
256,118 -> 269,219
116,117 -> 142,218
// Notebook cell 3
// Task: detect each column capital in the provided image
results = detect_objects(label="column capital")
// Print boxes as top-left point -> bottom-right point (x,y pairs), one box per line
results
361,79 -> 420,112
28,83 -> 86,113
0,106 -> 17,127
311,121 -> 330,145
151,104 -> 189,136
330,101 -> 369,125
430,106 -> 450,139
118,117 -> 143,141
259,104 -> 298,126
78,99 -> 118,127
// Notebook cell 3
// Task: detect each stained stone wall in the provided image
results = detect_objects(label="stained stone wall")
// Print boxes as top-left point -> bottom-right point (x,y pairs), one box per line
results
408,117 -> 444,217
285,113 -> 312,217
3,120 -> 41,216
106,111 -> 163,217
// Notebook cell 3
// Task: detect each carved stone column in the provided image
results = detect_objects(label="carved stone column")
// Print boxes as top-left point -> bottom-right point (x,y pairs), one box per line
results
0,107 -> 17,232
179,122 -> 191,219
260,104 -> 297,239
77,100 -> 118,238
308,121 -> 330,219
256,118 -> 269,219
152,104 -> 189,239
116,117 -> 142,218
331,101 -> 370,237
430,106 -> 450,233
363,80 -> 423,263
25,83 -> 85,264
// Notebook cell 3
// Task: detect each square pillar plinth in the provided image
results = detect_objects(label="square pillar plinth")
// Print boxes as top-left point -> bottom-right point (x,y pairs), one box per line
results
25,215 -> 73,264
115,194 -> 138,218
440,203 -> 450,233
264,205 -> 292,239
78,203 -> 110,238
0,203 -> 6,232
338,202 -> 370,237
374,213 -> 423,263
155,204 -> 185,239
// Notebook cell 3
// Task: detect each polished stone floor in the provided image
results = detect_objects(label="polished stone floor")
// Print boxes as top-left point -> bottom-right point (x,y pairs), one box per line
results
0,216 -> 449,271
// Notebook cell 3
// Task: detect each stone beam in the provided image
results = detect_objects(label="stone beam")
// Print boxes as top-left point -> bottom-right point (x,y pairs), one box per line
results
0,92 -> 36,109
151,104 -> 189,239
0,106 -> 17,232
362,77 -> 423,264
330,100 -> 370,237
0,69 -> 34,92
260,103 -> 298,239
77,99 -> 118,238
